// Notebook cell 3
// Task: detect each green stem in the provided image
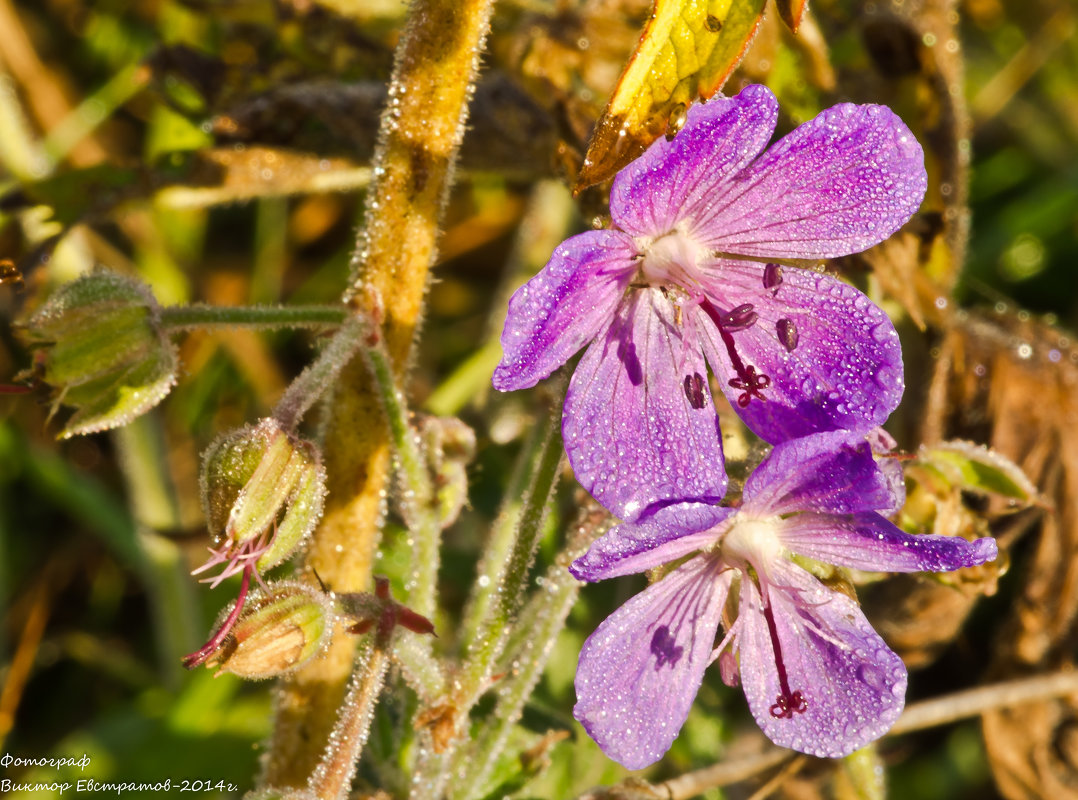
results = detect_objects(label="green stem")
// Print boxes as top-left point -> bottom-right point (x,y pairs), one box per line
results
412,399 -> 564,798
158,303 -> 346,332
272,314 -> 368,432
364,341 -> 440,621
452,498 -> 609,800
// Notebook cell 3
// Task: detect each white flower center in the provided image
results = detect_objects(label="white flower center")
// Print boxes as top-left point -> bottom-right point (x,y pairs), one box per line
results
719,515 -> 785,576
638,229 -> 707,289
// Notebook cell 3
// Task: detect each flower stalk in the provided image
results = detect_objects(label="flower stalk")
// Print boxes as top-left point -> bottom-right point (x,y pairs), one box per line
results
262,0 -> 497,787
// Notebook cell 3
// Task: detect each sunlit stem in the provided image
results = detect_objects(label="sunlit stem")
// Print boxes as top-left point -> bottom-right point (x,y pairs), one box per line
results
158,303 -> 347,332
306,637 -> 391,800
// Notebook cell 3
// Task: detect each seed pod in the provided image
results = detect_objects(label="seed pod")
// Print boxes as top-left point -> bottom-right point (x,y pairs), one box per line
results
18,271 -> 177,438
206,582 -> 333,680
197,419 -> 326,583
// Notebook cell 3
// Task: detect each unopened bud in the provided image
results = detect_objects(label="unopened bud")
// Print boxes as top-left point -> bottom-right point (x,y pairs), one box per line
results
18,271 -> 177,438
421,416 -> 476,529
196,419 -> 326,584
206,582 -> 332,679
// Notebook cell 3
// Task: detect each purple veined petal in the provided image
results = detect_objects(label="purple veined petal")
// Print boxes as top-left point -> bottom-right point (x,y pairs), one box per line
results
740,430 -> 900,516
492,229 -> 637,391
574,557 -> 732,769
777,512 -> 999,573
609,85 -> 778,238
696,102 -> 927,258
696,263 -> 903,443
564,289 -> 727,522
737,562 -> 907,758
571,503 -> 733,582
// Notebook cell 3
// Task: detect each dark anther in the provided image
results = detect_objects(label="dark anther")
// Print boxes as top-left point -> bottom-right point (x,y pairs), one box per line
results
769,690 -> 808,719
698,297 -> 771,407
763,263 -> 783,293
728,366 -> 770,407
683,372 -> 707,409
650,625 -> 684,669
719,303 -> 758,330
776,318 -> 799,352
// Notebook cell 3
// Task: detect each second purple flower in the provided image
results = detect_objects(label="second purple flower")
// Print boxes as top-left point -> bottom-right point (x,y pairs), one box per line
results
493,84 -> 926,521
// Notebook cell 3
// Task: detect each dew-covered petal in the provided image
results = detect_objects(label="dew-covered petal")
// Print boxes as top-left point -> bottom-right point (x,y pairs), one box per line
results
571,503 -> 733,581
609,85 -> 777,238
574,557 -> 731,769
564,290 -> 727,522
740,430 -> 899,516
697,102 -> 927,258
737,563 -> 906,757
777,512 -> 999,573
493,229 -> 637,391
697,263 -> 903,442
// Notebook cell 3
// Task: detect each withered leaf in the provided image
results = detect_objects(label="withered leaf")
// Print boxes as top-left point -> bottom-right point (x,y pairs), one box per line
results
575,0 -> 767,192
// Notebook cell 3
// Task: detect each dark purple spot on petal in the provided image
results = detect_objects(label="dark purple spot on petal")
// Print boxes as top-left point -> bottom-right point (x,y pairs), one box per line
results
650,625 -> 684,669
683,372 -> 707,409
763,263 -> 783,293
776,318 -> 799,351
616,338 -> 643,386
769,690 -> 808,719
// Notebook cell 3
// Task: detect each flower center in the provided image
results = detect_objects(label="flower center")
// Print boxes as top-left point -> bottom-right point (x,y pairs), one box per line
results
638,229 -> 707,288
720,516 -> 808,720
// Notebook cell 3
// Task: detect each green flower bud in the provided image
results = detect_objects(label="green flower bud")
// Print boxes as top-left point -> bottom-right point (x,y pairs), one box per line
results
206,582 -> 332,679
196,418 -> 326,584
421,416 -> 476,529
18,271 -> 177,438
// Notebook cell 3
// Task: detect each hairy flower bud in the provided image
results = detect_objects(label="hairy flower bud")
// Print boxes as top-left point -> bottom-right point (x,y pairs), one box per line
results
18,271 -> 177,438
196,419 -> 326,584
421,416 -> 476,529
206,582 -> 332,679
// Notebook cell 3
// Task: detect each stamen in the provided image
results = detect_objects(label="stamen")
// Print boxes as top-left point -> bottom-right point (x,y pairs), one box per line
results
776,318 -> 799,352
761,598 -> 808,719
719,303 -> 758,330
763,263 -> 783,293
698,298 -> 771,407
683,372 -> 707,409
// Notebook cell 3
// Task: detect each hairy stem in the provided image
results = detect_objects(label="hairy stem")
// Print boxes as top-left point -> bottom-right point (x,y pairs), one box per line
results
158,303 -> 346,332
272,314 -> 369,432
306,637 -> 391,800
261,0 -> 496,787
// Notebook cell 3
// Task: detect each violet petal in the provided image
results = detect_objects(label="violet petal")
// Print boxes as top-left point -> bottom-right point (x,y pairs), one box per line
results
564,290 -> 727,522
571,503 -> 733,582
574,557 -> 731,769
609,84 -> 778,238
697,102 -> 927,258
741,431 -> 900,516
737,563 -> 907,757
696,263 -> 903,442
777,512 -> 999,572
493,229 -> 637,391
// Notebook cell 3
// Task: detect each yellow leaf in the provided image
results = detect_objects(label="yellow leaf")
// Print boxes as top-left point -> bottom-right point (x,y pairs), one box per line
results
575,0 -> 767,192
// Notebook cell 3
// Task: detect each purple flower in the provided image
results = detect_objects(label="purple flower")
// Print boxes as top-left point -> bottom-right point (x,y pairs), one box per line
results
569,431 -> 997,768
492,85 -> 926,521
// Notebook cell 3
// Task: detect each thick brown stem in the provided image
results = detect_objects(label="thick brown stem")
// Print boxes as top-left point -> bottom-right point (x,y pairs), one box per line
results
260,0 -> 495,788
